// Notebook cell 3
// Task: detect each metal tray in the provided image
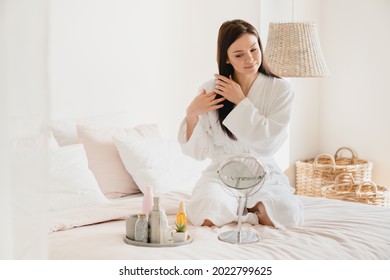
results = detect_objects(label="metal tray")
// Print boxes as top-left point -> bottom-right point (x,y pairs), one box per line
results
124,235 -> 192,247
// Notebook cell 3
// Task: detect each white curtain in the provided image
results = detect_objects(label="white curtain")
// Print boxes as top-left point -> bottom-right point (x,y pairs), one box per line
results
0,0 -> 49,259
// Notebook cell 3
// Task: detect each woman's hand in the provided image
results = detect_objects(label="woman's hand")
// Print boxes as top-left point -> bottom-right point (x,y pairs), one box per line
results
186,89 -> 225,120
185,89 -> 224,141
214,74 -> 246,105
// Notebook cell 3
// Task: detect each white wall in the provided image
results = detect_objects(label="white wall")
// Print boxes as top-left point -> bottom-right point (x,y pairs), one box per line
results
320,0 -> 390,186
49,0 -> 261,138
0,1 -> 12,257
0,0 -> 49,259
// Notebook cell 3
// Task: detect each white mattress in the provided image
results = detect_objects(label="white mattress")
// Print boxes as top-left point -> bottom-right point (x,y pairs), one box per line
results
48,192 -> 390,259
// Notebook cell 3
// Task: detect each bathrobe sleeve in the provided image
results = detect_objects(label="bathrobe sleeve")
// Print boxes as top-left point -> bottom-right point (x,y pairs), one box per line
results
222,79 -> 294,157
177,115 -> 214,161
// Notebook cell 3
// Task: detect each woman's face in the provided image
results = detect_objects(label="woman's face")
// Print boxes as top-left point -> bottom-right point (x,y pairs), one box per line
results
227,33 -> 261,77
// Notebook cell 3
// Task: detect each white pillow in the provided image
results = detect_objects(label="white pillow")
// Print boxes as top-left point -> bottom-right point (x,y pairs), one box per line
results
113,129 -> 209,195
49,119 -> 79,146
49,111 -> 134,146
48,143 -> 109,211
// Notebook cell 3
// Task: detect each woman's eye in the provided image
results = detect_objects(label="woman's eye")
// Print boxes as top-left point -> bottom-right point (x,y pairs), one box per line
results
251,48 -> 258,52
235,54 -> 243,58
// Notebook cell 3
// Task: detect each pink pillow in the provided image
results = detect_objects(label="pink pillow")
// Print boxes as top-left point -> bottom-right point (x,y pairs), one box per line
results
77,124 -> 140,198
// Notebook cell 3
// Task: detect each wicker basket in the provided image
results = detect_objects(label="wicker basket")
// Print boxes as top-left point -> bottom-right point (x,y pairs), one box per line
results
295,147 -> 373,197
322,173 -> 390,207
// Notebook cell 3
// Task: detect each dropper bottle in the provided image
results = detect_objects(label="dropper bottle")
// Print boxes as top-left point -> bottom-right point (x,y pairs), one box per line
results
176,200 -> 187,232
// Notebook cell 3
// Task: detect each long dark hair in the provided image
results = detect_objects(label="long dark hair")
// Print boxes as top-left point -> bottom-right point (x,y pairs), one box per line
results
216,19 -> 279,140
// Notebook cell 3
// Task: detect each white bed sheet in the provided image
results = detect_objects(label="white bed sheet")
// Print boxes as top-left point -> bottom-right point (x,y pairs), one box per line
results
48,192 -> 390,260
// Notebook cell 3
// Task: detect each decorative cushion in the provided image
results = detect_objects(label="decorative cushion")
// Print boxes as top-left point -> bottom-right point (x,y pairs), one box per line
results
77,124 -> 141,198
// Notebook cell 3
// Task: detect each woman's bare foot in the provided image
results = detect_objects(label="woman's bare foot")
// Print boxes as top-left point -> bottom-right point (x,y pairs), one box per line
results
202,203 -> 274,227
202,219 -> 215,227
248,202 -> 274,227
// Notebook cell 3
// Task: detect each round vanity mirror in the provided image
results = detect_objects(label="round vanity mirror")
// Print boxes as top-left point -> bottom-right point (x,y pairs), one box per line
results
218,156 -> 266,191
217,154 -> 266,244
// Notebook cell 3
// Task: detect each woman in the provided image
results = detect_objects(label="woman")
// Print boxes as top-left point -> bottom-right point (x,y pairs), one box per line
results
178,19 -> 304,229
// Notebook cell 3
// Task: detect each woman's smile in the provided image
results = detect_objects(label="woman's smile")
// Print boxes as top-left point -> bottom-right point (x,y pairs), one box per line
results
244,63 -> 257,70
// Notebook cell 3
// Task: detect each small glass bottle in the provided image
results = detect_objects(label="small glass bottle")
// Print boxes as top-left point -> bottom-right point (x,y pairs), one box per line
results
176,200 -> 187,232
134,213 -> 148,243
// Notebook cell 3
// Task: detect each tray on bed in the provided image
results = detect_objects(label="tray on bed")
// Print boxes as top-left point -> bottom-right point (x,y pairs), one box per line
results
124,235 -> 192,247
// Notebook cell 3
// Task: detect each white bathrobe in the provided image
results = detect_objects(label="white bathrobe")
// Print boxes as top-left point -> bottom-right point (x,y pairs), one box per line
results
178,73 -> 304,229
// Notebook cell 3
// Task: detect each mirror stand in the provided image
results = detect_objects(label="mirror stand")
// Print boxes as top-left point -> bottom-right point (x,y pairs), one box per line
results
217,155 -> 266,245
217,194 -> 259,244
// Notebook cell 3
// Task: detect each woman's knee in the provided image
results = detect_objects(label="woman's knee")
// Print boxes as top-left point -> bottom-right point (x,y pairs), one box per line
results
257,203 -> 274,226
249,202 -> 274,227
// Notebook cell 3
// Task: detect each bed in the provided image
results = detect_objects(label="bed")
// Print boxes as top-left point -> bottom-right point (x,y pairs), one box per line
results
48,192 -> 390,260
47,117 -> 390,260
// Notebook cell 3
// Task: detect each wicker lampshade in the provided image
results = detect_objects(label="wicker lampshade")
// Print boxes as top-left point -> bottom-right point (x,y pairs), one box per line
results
264,22 -> 330,77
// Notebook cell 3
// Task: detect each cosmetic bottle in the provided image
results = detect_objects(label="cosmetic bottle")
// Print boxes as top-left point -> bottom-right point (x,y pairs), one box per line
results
142,186 -> 153,217
159,212 -> 170,244
134,213 -> 148,243
149,196 -> 164,243
125,214 -> 138,240
176,200 -> 187,232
